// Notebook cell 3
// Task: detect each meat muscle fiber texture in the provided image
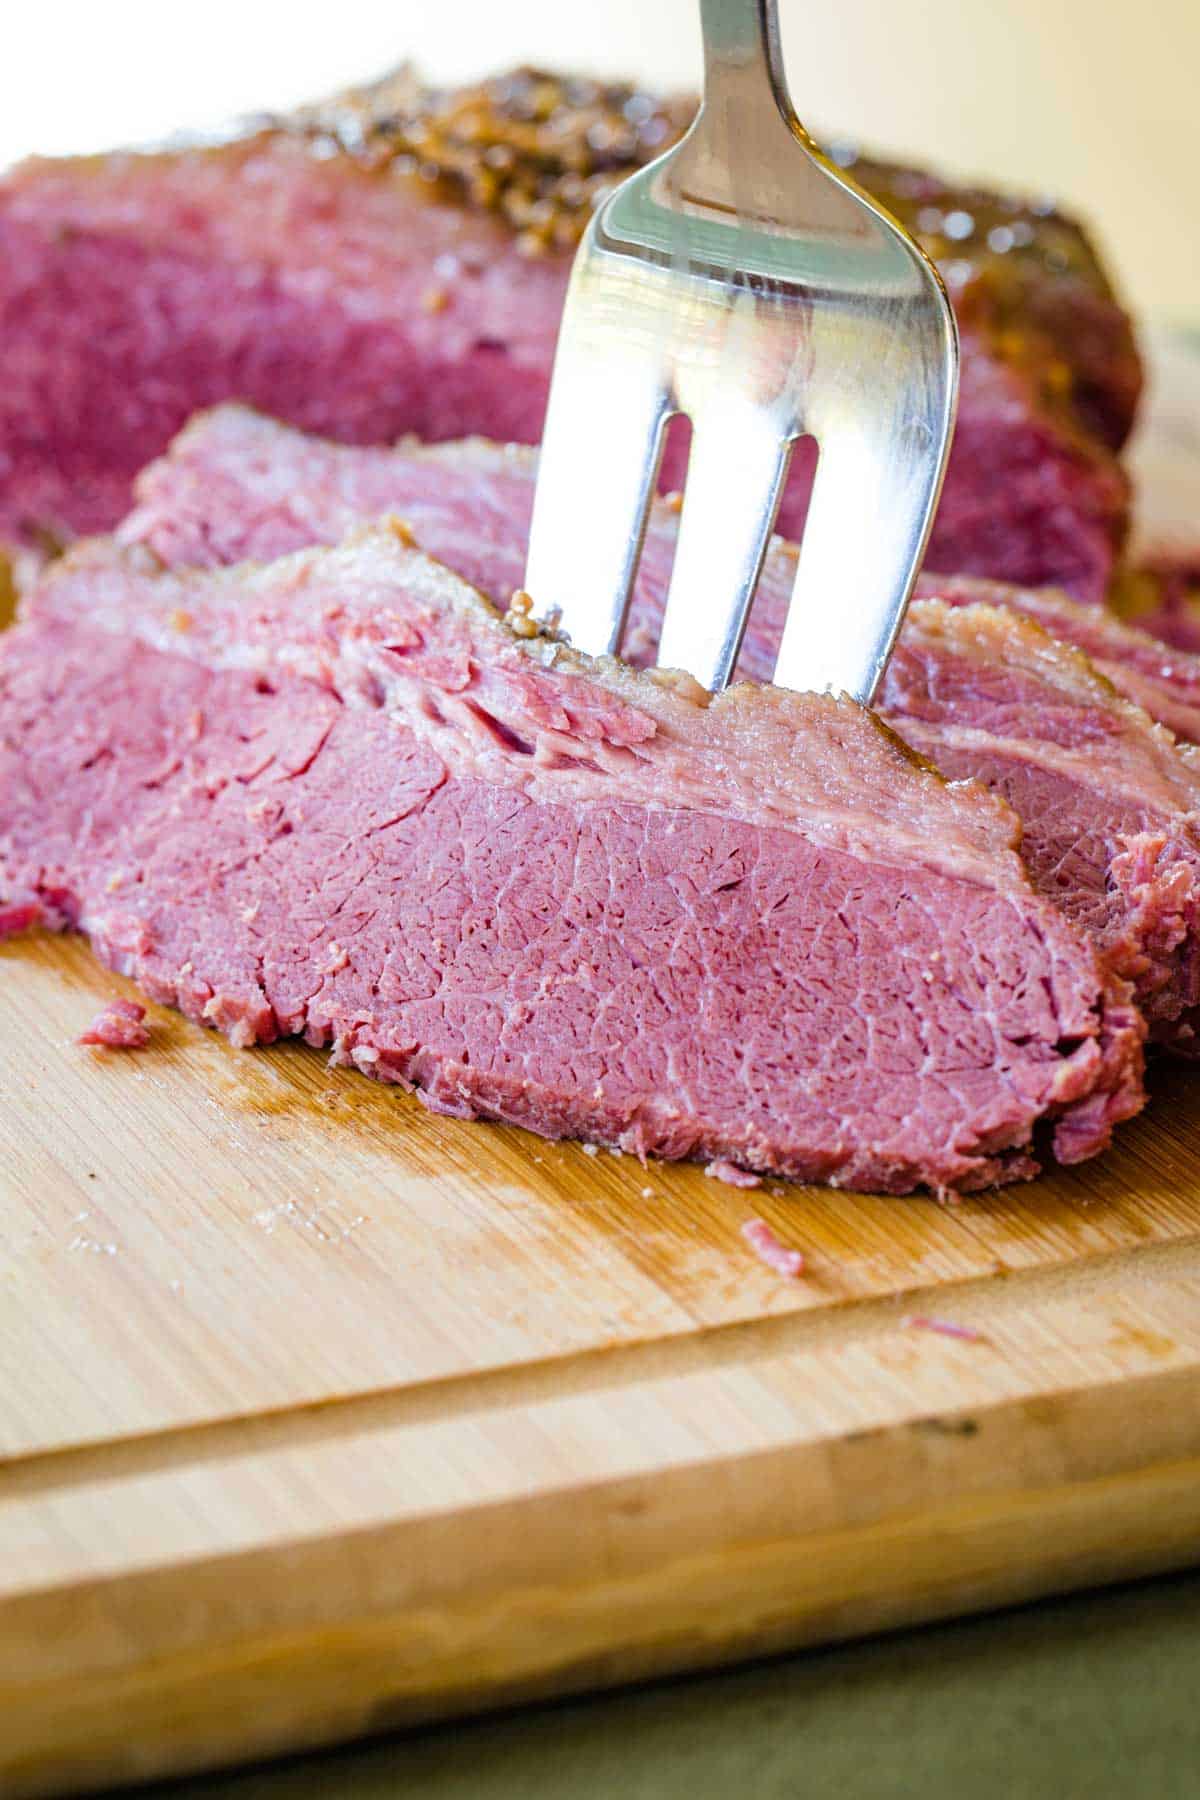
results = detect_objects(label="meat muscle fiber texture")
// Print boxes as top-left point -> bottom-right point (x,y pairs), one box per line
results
0,63 -> 1137,600
0,527 -> 1144,1193
119,406 -> 1200,1049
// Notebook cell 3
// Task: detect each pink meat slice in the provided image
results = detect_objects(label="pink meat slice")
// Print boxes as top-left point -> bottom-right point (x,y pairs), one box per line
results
916,573 -> 1200,748
122,407 -> 1199,739
0,527 -> 1144,1193
117,407 -> 1200,1049
881,600 -> 1200,1051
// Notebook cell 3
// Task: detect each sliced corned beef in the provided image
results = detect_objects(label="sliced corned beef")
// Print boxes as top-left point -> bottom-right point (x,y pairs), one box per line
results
0,64 -> 1136,600
123,407 -> 1199,738
0,526 -> 1144,1193
119,407 -> 549,598
914,573 -> 1200,747
115,405 -> 1200,1048
879,599 -> 1200,1051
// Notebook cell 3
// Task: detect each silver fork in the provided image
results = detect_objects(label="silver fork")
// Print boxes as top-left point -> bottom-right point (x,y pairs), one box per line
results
524,0 -> 959,699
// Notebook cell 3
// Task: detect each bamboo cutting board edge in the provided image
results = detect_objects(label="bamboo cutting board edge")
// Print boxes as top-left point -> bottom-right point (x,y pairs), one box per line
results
5,1323 -> 1200,1795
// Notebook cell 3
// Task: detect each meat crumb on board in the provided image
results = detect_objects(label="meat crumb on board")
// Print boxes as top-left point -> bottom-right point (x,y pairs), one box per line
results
902,1314 -> 986,1343
78,998 -> 151,1050
0,901 -> 42,940
705,1159 -> 761,1188
741,1218 -> 805,1279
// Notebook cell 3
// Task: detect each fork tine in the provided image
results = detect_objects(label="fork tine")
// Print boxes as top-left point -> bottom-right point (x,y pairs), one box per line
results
524,0 -> 957,696
772,346 -> 955,702
525,300 -> 671,658
655,408 -> 792,691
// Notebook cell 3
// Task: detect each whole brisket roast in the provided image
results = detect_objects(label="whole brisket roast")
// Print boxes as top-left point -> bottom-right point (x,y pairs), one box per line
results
0,65 -> 1138,600
117,405 -> 1200,1047
0,526 -> 1144,1192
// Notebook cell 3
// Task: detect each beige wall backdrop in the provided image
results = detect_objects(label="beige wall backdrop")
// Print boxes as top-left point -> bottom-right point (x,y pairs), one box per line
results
4,0 -> 1196,319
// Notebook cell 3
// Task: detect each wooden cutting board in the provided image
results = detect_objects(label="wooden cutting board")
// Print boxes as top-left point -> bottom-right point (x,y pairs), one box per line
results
3,930 -> 1200,1797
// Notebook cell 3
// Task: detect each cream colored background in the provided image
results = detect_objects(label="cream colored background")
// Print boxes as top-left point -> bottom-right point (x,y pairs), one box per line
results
2,1 -> 1196,319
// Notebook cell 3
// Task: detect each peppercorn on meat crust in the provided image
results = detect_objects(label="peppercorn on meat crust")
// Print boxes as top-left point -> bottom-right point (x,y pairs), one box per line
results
0,64 -> 1137,600
0,527 -> 1145,1192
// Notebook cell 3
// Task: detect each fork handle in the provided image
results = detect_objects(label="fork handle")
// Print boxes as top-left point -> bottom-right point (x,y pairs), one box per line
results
697,0 -> 802,138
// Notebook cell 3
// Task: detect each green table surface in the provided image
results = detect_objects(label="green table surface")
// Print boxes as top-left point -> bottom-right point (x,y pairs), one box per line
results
140,1569 -> 1200,1800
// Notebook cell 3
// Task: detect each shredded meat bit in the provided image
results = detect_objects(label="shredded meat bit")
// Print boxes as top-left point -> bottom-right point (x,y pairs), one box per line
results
741,1218 -> 805,1279
0,901 -> 41,940
78,998 -> 151,1050
902,1315 -> 985,1343
706,1158 -> 761,1188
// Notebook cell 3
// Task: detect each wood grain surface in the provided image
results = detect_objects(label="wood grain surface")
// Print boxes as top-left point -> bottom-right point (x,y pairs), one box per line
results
3,925 -> 1200,1796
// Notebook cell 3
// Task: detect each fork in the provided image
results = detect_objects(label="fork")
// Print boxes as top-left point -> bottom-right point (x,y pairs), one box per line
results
524,0 -> 959,700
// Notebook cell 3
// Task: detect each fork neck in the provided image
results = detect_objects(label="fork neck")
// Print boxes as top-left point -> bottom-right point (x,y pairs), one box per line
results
696,0 -> 803,143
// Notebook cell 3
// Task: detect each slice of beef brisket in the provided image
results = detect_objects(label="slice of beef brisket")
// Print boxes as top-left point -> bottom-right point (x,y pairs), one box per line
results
0,527 -> 1144,1192
122,406 -> 1200,743
879,600 -> 1200,1051
118,407 -> 1200,1050
914,573 -> 1200,746
119,408 -> 1200,751
0,64 -> 1136,600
